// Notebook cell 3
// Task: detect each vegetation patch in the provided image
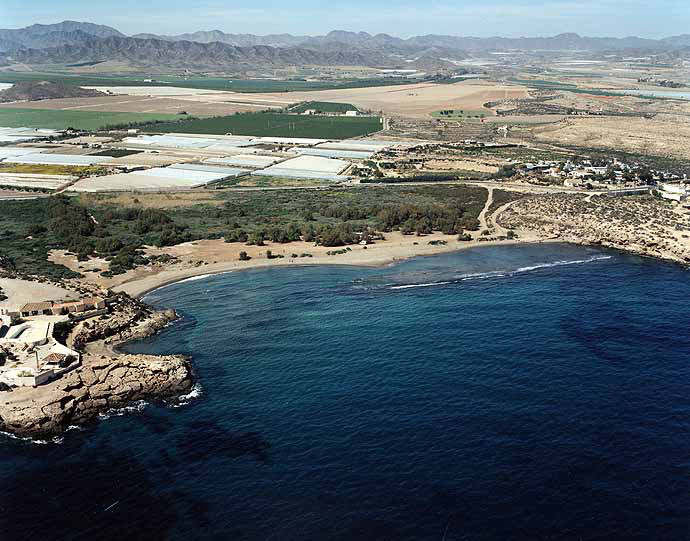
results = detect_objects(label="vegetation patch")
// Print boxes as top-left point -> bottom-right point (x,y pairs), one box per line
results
431,109 -> 490,119
0,186 -> 487,280
487,189 -> 528,215
90,149 -> 142,158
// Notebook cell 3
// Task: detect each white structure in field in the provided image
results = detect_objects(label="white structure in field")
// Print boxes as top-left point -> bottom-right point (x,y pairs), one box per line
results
205,155 -> 285,169
0,127 -> 64,143
657,183 -> 690,203
4,153 -> 111,167
252,155 -> 351,181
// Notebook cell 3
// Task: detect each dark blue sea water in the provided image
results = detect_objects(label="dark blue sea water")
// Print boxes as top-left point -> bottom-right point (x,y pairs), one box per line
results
2,243 -> 690,540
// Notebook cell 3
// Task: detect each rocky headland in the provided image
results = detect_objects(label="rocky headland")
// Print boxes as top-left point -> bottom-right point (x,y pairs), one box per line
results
0,291 -> 194,439
498,193 -> 690,264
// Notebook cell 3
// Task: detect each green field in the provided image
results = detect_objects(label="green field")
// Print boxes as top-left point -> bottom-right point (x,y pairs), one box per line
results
0,107 -> 181,130
290,101 -> 359,113
431,109 -> 490,119
139,112 -> 382,139
0,72 -> 420,93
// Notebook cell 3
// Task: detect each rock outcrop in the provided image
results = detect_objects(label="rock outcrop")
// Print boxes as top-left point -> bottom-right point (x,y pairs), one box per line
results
499,193 -> 690,264
0,291 -> 195,439
0,352 -> 192,438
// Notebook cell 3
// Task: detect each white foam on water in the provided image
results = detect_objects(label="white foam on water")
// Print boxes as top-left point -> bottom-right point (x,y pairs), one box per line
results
389,255 -> 612,290
513,255 -> 612,274
98,400 -> 148,420
171,382 -> 203,408
390,281 -> 452,290
144,270 -> 236,298
177,274 -> 214,283
0,430 -> 64,445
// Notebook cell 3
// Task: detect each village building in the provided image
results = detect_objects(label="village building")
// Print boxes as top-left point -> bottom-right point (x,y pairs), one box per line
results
0,319 -> 81,387
1,296 -> 106,321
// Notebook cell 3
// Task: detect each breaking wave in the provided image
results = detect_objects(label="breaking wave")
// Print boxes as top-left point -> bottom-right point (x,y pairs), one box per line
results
0,430 -> 65,446
98,400 -> 148,420
389,255 -> 612,290
171,382 -> 204,408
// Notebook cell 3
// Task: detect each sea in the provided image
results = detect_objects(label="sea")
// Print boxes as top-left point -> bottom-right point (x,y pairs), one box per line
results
2,243 -> 690,540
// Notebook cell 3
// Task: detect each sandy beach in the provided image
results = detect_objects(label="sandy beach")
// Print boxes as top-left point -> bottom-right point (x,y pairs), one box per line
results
111,231 -> 547,298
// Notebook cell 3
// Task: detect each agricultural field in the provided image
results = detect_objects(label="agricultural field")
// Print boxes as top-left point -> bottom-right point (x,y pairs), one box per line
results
0,163 -> 107,176
509,78 -> 643,98
218,175 -> 331,188
0,72 -> 418,93
139,112 -> 383,139
290,101 -> 359,113
0,107 -> 180,130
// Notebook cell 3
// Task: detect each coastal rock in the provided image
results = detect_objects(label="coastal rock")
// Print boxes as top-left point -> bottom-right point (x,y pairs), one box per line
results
0,353 -> 193,438
0,292 -> 193,438
499,193 -> 690,264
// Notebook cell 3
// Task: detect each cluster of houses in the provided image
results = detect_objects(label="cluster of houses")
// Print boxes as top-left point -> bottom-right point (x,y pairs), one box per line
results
519,158 -> 685,188
0,296 -> 106,388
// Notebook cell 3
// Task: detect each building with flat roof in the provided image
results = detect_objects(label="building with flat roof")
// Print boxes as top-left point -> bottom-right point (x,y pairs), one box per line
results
0,320 -> 80,387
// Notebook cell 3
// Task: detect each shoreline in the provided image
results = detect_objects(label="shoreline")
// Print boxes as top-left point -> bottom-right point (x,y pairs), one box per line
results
125,234 -> 690,301
2,231 -> 683,440
117,235 -> 552,299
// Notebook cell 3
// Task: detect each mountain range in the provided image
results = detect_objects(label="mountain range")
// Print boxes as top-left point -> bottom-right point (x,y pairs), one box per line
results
1,21 -> 689,71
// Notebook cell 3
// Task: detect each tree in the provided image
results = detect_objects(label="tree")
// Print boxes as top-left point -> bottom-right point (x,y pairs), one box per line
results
239,251 -> 251,261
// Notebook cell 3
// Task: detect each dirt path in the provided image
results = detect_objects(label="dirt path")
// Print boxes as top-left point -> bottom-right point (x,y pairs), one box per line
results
478,186 -> 494,232
490,199 -> 523,236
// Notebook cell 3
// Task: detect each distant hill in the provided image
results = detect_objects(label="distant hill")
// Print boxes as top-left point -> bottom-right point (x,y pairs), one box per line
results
1,21 -> 689,72
126,29 -> 686,53
132,30 -> 309,48
0,21 -> 123,51
0,81 -> 107,103
129,29 -> 687,52
0,36 -> 392,70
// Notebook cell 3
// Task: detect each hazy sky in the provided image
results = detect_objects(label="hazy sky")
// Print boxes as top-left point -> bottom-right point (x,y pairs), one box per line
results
2,0 -> 688,38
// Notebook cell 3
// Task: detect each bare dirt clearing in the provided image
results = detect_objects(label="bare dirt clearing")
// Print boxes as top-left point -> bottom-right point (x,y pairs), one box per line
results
532,116 -> 690,160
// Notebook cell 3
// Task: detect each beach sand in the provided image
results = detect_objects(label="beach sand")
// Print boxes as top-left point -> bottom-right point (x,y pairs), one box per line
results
109,230 -> 545,298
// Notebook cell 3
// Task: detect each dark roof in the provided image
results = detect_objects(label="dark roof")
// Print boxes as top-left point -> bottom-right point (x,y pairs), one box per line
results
42,352 -> 67,363
20,302 -> 53,312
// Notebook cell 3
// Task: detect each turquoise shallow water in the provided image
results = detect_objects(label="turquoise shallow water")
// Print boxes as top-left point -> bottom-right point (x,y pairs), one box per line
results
2,243 -> 690,540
